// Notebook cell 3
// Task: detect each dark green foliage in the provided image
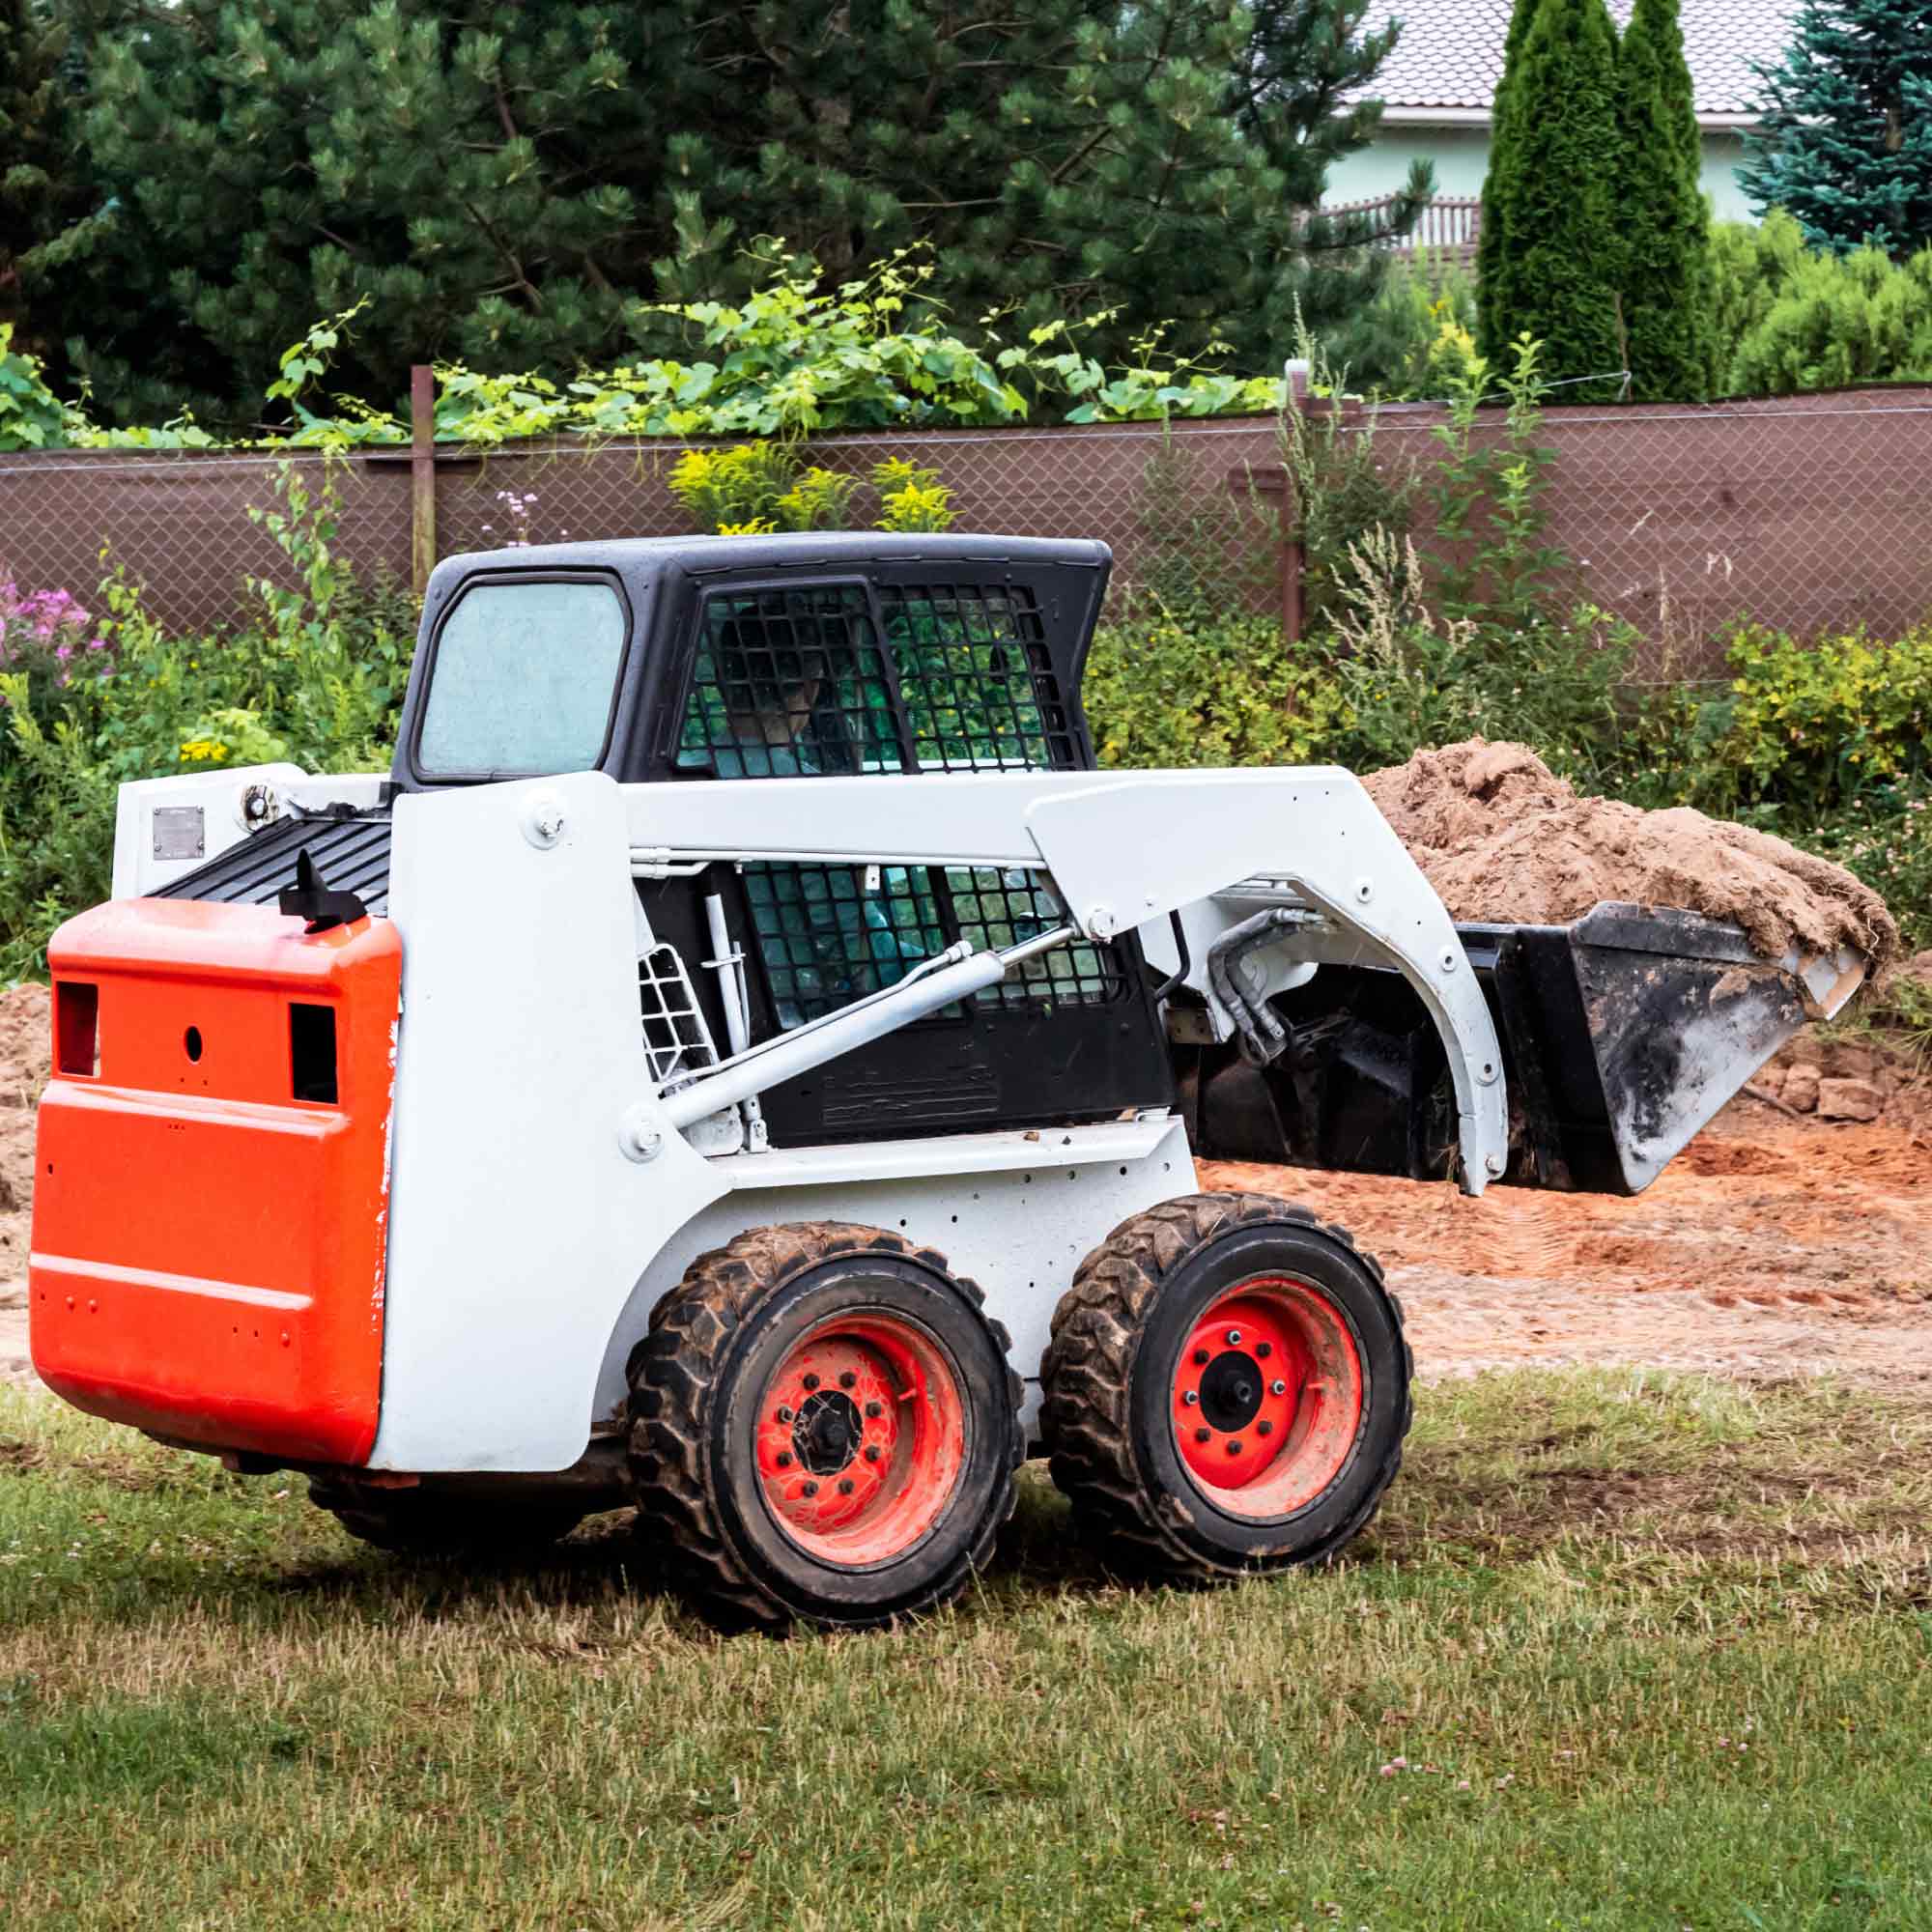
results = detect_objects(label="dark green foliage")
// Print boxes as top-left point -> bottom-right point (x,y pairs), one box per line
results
1741,0 -> 1932,257
1478,0 -> 1625,395
25,0 -> 1415,429
1614,0 -> 1716,399
1476,0 -> 1543,362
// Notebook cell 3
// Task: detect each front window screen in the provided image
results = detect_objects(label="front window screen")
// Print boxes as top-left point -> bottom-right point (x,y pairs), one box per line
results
417,579 -> 626,776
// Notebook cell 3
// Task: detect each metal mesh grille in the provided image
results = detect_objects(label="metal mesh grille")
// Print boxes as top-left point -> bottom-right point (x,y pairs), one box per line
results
876,582 -> 1079,771
945,867 -> 1124,1010
742,863 -> 946,1028
637,940 -> 721,1087
678,585 -> 900,778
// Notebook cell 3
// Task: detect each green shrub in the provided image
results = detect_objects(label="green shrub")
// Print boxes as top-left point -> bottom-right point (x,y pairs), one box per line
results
1084,602 -> 1354,770
0,464 -> 414,974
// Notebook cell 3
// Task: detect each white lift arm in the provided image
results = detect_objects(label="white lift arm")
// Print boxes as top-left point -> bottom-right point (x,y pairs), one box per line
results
618,767 -> 1511,1194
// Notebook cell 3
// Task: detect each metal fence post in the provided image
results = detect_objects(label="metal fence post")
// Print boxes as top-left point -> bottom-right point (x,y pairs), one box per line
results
1281,358 -> 1311,644
411,364 -> 436,596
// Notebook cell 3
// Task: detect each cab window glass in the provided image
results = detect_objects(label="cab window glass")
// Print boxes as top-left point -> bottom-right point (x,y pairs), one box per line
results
418,579 -> 626,776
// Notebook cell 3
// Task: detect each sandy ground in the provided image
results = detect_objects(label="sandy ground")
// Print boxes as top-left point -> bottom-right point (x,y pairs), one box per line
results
2,977 -> 1928,1398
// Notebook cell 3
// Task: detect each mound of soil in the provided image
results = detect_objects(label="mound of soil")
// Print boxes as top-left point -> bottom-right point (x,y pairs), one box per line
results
1364,741 -> 1900,973
0,982 -> 47,1317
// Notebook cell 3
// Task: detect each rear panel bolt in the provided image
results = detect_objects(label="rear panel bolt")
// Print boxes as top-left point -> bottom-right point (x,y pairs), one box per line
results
1182,1390 -> 1199,1406
839,1371 -> 857,1389
1270,1379 -> 1287,1397
1225,1329 -> 1242,1346
1226,1439 -> 1243,1456
1257,1420 -> 1274,1437
803,1374 -> 820,1391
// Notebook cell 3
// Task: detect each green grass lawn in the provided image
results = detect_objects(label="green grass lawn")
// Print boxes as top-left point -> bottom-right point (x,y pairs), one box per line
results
2,1370 -> 1929,1931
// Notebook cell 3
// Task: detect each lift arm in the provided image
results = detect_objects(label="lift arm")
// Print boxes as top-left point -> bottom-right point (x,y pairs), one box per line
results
619,767 -> 1511,1194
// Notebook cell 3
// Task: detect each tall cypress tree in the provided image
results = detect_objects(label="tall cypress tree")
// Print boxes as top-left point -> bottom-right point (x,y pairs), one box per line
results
1741,0 -> 1932,255
1476,0 -> 1543,363
1614,0 -> 1716,398
1479,0 -> 1624,396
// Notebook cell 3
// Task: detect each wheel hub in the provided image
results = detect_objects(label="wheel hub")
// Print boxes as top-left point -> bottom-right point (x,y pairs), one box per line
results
794,1389 -> 863,1474
1169,1278 -> 1364,1519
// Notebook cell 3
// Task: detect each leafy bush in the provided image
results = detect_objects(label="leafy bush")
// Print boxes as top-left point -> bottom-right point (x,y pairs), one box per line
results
1084,603 -> 1354,770
1710,211 -> 1932,395
0,465 -> 413,974
667,444 -> 956,535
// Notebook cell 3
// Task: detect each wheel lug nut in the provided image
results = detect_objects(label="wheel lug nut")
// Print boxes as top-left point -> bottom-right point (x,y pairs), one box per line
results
1182,1389 -> 1199,1406
866,1444 -> 881,1462
1270,1378 -> 1287,1397
1195,1426 -> 1211,1443
839,1371 -> 857,1389
1193,1348 -> 1209,1366
803,1373 -> 819,1390
1227,1439 -> 1242,1456
777,1406 -> 794,1424
803,1480 -> 819,1496
1256,1341 -> 1271,1358
838,1478 -> 855,1494
1225,1328 -> 1241,1346
777,1452 -> 792,1467
866,1401 -> 882,1418
1257,1420 -> 1274,1436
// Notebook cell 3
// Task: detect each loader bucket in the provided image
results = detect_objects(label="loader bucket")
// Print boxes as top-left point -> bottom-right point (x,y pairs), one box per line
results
1177,901 -> 1870,1197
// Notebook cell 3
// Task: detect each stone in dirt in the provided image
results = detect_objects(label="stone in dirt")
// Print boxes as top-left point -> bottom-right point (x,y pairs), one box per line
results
1816,1077 -> 1885,1122
1363,740 -> 1900,973
1780,1063 -> 1822,1113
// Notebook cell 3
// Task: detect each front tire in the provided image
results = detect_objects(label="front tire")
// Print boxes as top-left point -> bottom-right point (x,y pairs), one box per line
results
1040,1193 -> 1409,1579
629,1223 -> 1023,1630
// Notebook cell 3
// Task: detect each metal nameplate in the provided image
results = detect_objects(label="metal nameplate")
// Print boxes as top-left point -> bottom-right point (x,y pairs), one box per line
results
152,805 -> 206,861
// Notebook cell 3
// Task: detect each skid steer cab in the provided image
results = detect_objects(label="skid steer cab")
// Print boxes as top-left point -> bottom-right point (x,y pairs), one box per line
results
31,534 -> 1873,1629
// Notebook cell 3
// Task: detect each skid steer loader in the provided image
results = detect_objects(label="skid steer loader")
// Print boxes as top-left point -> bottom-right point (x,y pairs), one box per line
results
28,534 -> 1873,1627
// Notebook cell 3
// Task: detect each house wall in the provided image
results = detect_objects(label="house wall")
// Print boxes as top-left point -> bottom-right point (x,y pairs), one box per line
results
1327,122 -> 1758,223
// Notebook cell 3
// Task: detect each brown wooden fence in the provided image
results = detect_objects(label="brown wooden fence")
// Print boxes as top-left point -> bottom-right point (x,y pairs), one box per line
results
4,384 -> 1932,668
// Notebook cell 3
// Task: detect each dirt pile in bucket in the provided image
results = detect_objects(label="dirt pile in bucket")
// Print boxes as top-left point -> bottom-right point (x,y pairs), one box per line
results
1362,741 -> 1901,972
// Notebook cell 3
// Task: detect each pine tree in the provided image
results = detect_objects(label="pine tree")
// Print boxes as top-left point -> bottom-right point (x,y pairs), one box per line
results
1478,0 -> 1624,397
1614,0 -> 1716,398
32,0 -> 1416,425
1476,0 -> 1544,362
1741,0 -> 1932,255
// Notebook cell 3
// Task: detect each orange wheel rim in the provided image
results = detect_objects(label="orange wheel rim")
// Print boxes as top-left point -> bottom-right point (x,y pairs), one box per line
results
1169,1276 -> 1364,1520
754,1315 -> 967,1566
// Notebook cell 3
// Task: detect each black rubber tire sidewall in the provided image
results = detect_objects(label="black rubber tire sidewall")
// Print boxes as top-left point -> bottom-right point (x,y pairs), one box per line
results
706,1255 -> 1015,1620
1126,1221 -> 1404,1569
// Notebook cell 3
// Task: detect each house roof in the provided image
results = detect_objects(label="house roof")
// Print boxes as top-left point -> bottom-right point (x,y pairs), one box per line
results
1356,0 -> 1796,124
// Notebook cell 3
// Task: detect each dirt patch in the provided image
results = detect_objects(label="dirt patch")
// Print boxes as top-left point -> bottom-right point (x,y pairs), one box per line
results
1363,740 -> 1900,971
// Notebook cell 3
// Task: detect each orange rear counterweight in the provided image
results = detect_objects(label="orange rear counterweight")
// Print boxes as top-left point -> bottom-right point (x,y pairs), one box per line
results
30,897 -> 402,1465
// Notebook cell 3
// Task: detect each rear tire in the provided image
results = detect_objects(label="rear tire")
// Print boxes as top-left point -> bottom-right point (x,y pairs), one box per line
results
628,1222 -> 1023,1630
1040,1192 -> 1409,1580
307,1479 -> 586,1559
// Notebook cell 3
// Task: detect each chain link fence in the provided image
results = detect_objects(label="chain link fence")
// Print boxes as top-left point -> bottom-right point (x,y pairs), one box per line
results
4,386 -> 1930,669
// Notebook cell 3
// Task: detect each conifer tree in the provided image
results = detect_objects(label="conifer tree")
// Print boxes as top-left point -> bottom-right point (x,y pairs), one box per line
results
1477,0 -> 1625,396
1741,0 -> 1932,256
1614,0 -> 1716,398
1476,0 -> 1543,362
33,0 -> 1416,427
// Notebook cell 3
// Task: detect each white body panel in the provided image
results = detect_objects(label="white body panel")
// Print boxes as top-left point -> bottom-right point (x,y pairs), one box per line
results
113,764 -> 388,898
590,1117 -> 1195,1442
370,773 -> 730,1471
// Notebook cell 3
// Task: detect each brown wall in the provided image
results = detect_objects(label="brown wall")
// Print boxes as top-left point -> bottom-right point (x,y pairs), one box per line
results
5,386 -> 1931,666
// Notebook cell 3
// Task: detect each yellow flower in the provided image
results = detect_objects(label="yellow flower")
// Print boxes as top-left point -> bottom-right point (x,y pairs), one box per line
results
180,738 -> 228,763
